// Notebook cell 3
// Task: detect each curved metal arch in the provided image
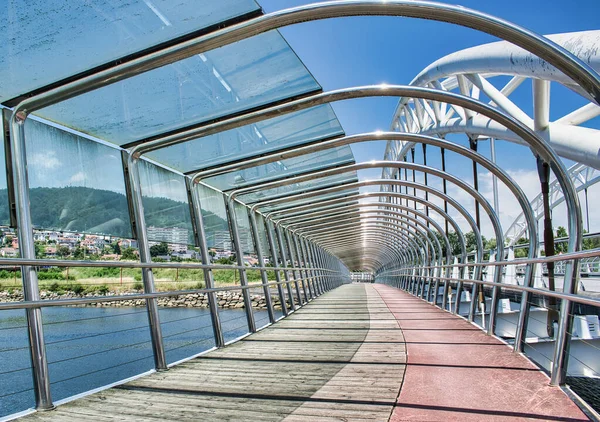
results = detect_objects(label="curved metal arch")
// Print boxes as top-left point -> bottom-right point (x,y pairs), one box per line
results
296,214 -> 441,267
322,234 -> 416,266
230,134 -> 535,256
256,176 -> 491,266
313,225 -> 429,269
144,84 -> 583,277
12,0 -> 600,121
320,232 -> 419,267
291,208 -> 450,265
277,195 -> 455,248
269,191 -> 468,263
304,218 -> 437,264
302,215 -> 441,292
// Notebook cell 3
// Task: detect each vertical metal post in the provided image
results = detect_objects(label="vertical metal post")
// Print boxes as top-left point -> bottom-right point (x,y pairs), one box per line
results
490,138 -> 500,216
422,143 -> 430,226
276,224 -> 300,308
538,159 -> 558,336
123,152 -> 167,371
310,243 -> 324,295
320,248 -> 331,291
247,209 -> 275,324
264,220 -> 289,316
440,147 -> 449,234
224,198 -> 256,333
308,242 -> 322,295
9,112 -> 54,410
299,237 -> 316,299
284,230 -> 305,305
292,234 -> 312,301
186,179 -> 224,347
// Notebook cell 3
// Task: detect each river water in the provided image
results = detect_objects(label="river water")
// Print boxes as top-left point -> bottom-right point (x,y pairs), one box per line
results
0,306 -> 279,418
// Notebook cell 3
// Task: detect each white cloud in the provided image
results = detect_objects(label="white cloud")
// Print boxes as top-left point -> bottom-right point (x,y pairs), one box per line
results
29,151 -> 61,170
68,171 -> 85,184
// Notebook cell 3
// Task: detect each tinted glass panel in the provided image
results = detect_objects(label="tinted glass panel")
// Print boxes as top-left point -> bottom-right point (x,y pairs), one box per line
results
138,160 -> 193,248
203,145 -> 355,192
196,183 -> 230,251
233,202 -> 255,255
25,118 -> 132,238
0,112 -> 9,226
35,31 -> 320,145
0,0 -> 260,102
146,105 -> 343,174
237,172 -> 358,204
257,189 -> 360,213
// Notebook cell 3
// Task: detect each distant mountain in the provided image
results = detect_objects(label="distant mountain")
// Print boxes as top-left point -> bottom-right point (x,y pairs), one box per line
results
0,187 -> 228,242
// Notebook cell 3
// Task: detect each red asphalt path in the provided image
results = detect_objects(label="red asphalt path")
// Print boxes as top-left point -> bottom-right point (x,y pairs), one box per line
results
372,284 -> 590,422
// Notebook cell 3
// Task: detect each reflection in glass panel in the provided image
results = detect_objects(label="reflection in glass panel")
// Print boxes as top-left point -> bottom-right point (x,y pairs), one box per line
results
256,190 -> 360,214
0,0 -> 260,102
204,146 -> 355,192
233,202 -> 255,255
196,183 -> 230,251
138,160 -> 193,249
36,31 -> 320,145
237,172 -> 358,205
24,118 -> 132,238
0,114 -> 9,226
256,214 -> 271,263
147,105 -> 343,174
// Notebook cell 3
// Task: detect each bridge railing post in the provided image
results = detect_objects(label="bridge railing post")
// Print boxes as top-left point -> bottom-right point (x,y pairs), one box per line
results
187,180 -> 224,347
248,209 -> 276,325
9,112 -> 54,410
224,199 -> 256,333
264,219 -> 289,317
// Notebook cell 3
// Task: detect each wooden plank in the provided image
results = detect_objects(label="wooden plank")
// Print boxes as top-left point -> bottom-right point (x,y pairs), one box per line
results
21,284 -> 408,421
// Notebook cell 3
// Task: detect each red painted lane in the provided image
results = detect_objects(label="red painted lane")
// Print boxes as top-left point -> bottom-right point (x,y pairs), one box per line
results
373,284 -> 589,422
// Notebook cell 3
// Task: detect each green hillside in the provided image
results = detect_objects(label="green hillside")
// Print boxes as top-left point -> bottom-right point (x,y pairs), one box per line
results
0,187 -> 227,242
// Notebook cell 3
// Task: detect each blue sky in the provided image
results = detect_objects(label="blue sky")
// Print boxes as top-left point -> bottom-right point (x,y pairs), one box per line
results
258,0 -> 600,238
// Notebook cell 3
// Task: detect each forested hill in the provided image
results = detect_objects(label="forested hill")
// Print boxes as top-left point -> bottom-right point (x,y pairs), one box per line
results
0,187 -> 227,240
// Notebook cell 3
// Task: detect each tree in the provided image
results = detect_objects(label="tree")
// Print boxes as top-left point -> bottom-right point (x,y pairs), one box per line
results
111,242 -> 121,255
150,242 -> 169,257
120,247 -> 137,260
555,226 -> 568,253
35,241 -> 46,259
514,237 -> 529,258
583,230 -> 600,250
73,247 -> 85,260
56,245 -> 71,258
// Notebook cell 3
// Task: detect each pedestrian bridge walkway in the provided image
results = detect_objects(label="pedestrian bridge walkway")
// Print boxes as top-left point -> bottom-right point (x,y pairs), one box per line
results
22,284 -> 588,421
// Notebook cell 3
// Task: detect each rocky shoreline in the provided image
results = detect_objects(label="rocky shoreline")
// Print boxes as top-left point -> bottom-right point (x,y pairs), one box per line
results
0,289 -> 291,310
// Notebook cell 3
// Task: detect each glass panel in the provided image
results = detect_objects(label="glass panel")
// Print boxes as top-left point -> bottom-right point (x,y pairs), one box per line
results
203,145 -> 355,192
146,105 -> 343,173
35,31 -> 321,145
233,202 -> 255,255
237,172 -> 358,204
257,189 -> 360,213
25,118 -> 132,238
256,214 -> 271,264
138,160 -> 193,250
196,183 -> 230,251
0,0 -> 260,102
0,113 -> 9,226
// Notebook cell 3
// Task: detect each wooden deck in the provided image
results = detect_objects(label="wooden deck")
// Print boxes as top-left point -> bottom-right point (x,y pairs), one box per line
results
21,284 -> 590,421
23,284 -> 406,421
